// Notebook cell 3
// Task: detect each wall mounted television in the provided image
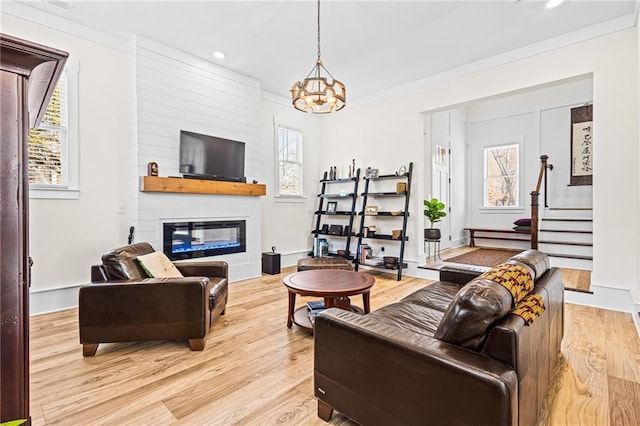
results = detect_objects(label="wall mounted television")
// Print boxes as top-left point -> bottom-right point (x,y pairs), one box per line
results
179,130 -> 246,182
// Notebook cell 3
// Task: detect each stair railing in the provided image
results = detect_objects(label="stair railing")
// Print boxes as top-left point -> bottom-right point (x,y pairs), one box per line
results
530,155 -> 553,249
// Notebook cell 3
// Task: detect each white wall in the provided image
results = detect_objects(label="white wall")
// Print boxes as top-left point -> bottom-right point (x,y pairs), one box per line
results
320,29 -> 639,305
322,101 -> 425,264
259,95 -> 321,265
449,108 -> 467,247
1,14 -> 131,313
131,37 -> 263,282
466,76 -> 593,218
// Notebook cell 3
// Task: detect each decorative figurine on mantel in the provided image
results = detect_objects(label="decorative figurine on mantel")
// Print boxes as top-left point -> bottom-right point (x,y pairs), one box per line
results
329,166 -> 334,180
348,158 -> 356,179
147,161 -> 158,176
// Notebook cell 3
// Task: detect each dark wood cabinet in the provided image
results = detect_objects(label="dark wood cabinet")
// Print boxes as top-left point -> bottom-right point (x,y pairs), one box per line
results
0,33 -> 67,424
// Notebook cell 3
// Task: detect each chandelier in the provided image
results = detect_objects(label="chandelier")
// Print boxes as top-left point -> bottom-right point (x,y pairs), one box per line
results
291,0 -> 346,114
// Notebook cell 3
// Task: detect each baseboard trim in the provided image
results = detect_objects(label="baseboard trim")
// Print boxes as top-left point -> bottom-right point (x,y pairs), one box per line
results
564,284 -> 634,313
280,250 -> 311,268
30,285 -> 81,316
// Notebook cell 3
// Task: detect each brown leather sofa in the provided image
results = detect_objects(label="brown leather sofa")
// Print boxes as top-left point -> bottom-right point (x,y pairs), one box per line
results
79,242 -> 228,356
314,249 -> 563,426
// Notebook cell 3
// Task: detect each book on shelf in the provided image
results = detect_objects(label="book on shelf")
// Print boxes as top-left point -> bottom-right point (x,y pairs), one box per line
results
359,243 -> 372,265
307,300 -> 326,325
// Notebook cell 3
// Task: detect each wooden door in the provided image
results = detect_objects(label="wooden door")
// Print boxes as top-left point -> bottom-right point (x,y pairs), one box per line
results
0,68 -> 30,423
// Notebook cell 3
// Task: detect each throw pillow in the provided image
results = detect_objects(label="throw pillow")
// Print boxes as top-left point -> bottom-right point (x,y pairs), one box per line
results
513,218 -> 531,226
137,251 -> 183,278
513,225 -> 531,232
434,279 -> 513,350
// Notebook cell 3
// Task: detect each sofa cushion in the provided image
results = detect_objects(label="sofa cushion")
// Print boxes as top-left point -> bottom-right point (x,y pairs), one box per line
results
369,303 -> 444,337
433,279 -> 513,350
137,251 -> 184,278
401,281 -> 462,313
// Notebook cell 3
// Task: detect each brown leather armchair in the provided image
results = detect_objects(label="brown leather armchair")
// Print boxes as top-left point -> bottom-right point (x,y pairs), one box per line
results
79,242 -> 228,356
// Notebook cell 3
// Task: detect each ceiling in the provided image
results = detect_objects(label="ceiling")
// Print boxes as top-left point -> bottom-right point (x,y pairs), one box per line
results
13,1 -> 638,100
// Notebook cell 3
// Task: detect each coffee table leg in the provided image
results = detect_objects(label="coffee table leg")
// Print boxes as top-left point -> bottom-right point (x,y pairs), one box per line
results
287,291 -> 296,328
363,292 -> 371,314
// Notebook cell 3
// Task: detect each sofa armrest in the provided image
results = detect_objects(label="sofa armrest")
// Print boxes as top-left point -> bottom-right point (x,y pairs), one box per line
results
314,308 -> 517,426
79,277 -> 211,335
174,260 -> 228,279
439,264 -> 489,284
91,264 -> 108,283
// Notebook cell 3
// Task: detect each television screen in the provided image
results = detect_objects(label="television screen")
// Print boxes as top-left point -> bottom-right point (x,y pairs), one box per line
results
179,130 -> 245,182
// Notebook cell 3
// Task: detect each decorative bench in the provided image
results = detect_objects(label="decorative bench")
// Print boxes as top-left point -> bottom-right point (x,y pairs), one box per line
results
464,227 -> 531,247
297,257 -> 353,271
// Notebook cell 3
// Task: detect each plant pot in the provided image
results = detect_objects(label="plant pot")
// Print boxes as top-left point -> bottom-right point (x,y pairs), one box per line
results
424,228 -> 441,241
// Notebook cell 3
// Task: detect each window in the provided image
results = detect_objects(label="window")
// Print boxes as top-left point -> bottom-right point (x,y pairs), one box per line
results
484,143 -> 519,207
276,124 -> 304,197
28,61 -> 78,199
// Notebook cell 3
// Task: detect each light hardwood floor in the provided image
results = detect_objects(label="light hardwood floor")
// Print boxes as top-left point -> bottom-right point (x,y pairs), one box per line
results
30,267 -> 640,425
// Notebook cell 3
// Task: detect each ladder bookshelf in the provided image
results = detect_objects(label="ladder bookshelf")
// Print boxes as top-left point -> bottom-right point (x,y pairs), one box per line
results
355,163 -> 413,280
311,168 -> 361,259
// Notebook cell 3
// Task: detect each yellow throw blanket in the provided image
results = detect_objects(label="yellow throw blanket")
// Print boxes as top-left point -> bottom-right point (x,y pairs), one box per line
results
477,263 -> 534,304
512,293 -> 546,325
476,262 -> 545,326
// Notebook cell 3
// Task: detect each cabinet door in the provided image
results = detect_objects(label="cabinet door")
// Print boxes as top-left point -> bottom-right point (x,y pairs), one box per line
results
0,70 -> 30,422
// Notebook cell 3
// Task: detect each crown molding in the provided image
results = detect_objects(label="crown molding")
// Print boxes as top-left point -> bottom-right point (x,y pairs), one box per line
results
1,2 -> 130,52
261,90 -> 292,107
351,13 -> 637,108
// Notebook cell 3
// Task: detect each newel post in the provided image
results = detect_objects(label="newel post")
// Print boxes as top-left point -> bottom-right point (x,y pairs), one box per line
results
530,191 -> 539,249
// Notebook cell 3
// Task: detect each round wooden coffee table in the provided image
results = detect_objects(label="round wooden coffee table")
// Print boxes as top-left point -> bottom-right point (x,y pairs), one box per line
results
283,269 -> 375,331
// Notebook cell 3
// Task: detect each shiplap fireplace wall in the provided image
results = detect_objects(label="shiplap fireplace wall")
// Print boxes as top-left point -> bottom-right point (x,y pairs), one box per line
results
130,36 -> 262,281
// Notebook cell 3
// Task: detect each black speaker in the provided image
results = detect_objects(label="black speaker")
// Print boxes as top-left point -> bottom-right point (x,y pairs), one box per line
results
262,252 -> 281,274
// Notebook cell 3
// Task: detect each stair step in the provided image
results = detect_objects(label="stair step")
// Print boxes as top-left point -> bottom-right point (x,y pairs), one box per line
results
541,218 -> 593,222
540,229 -> 592,234
539,240 -> 592,247
548,207 -> 592,211
546,253 -> 593,261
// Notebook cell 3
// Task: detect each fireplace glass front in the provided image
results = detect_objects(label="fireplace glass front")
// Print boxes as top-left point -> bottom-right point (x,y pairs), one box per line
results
163,220 -> 246,260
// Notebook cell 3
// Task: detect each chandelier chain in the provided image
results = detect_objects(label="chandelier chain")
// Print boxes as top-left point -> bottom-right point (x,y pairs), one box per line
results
290,0 -> 345,113
316,0 -> 321,62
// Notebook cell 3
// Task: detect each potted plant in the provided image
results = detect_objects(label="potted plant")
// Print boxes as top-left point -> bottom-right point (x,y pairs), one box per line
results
423,198 -> 446,240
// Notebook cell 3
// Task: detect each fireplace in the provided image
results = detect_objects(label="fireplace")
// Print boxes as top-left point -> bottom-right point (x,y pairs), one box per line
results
163,220 -> 246,260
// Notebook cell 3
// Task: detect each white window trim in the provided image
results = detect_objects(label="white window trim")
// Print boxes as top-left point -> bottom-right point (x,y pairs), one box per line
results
274,117 -> 306,202
29,60 -> 79,200
482,138 -> 523,209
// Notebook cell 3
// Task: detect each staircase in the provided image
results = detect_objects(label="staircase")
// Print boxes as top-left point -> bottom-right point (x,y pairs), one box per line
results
538,207 -> 592,270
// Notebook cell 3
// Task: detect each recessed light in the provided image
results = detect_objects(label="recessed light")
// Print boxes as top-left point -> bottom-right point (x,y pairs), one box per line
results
212,51 -> 227,60
545,0 -> 565,8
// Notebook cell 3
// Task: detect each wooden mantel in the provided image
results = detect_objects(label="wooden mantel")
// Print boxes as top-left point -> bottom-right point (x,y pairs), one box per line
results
140,176 -> 266,196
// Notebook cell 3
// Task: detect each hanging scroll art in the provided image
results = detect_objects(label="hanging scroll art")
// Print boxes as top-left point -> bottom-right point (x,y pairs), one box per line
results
570,104 -> 593,186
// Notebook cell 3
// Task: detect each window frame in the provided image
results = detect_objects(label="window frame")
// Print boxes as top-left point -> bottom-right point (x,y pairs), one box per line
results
274,118 -> 305,201
29,60 -> 79,200
482,141 -> 522,209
